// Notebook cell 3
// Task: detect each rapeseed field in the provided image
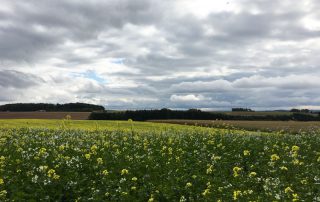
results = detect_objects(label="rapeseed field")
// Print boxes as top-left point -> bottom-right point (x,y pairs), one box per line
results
0,120 -> 319,201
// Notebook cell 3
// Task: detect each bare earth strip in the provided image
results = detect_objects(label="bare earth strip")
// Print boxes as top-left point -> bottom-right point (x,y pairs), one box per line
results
149,119 -> 320,133
0,112 -> 91,120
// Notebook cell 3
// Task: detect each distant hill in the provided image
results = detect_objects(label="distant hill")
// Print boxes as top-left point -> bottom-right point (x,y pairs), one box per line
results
0,103 -> 105,112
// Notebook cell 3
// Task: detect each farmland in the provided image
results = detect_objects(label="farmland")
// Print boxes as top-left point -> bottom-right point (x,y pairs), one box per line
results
219,111 -> 294,116
0,119 -> 192,132
0,112 -> 91,120
151,120 -> 320,133
0,119 -> 319,201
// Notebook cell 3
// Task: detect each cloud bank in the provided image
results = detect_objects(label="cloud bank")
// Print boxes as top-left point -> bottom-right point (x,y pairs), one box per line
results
1,0 -> 320,110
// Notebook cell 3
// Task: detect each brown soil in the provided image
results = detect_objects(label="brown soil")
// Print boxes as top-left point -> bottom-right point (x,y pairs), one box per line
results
0,112 -> 91,120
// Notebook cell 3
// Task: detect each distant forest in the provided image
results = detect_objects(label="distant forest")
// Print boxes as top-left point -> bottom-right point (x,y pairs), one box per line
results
89,108 -> 320,121
0,103 -> 105,112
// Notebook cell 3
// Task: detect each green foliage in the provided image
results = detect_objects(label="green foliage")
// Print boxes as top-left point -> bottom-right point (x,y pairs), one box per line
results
89,110 -> 320,121
290,108 -> 310,113
232,108 -> 254,112
0,123 -> 319,201
0,103 -> 105,112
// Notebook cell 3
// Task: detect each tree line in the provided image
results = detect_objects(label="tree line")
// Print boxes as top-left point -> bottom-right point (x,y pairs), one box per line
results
89,108 -> 320,121
232,108 -> 255,112
0,103 -> 105,112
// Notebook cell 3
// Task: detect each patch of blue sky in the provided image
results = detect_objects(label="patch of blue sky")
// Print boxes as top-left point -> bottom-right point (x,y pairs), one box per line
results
71,70 -> 106,83
111,58 -> 125,64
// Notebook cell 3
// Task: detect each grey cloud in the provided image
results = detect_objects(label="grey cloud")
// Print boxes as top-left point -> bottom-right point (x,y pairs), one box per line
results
1,0 -> 320,109
13,0 -> 165,31
0,0 -> 167,63
169,94 -> 232,109
0,26 -> 61,62
233,75 -> 320,89
170,80 -> 233,93
0,70 -> 43,88
206,11 -> 320,43
130,54 -> 212,73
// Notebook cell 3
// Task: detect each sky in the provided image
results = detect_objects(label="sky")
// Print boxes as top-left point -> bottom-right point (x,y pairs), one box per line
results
1,0 -> 320,110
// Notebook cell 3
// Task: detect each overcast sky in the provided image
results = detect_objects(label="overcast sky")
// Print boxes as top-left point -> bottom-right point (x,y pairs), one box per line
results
1,0 -> 320,110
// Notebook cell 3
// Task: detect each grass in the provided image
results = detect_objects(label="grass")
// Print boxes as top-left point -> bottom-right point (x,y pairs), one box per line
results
0,119 -> 319,201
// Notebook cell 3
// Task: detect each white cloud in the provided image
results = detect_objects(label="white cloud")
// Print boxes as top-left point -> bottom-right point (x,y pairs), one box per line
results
170,94 -> 208,102
174,0 -> 239,18
1,0 -> 320,109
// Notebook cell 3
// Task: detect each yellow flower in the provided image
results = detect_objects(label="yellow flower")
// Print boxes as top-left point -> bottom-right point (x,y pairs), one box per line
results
243,189 -> 253,195
102,169 -> 109,176
91,145 -> 98,152
243,150 -> 250,156
233,166 -> 242,177
249,172 -> 257,177
292,159 -> 300,165
48,169 -> 55,177
39,165 -> 48,172
148,194 -> 155,202
285,187 -> 293,194
301,179 -> 308,185
53,174 -> 60,180
85,153 -> 91,160
39,148 -> 46,154
47,169 -> 60,180
38,147 -> 47,156
291,145 -> 300,152
292,193 -> 299,201
97,158 -> 103,165
186,182 -> 192,188
0,178 -> 4,185
0,190 -> 7,197
233,190 -> 241,200
206,165 -> 214,174
280,166 -> 288,171
59,145 -> 65,151
121,169 -> 129,175
213,156 -> 221,161
206,182 -> 212,188
202,188 -> 210,196
132,177 -> 138,181
292,152 -> 298,158
271,154 -> 280,161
